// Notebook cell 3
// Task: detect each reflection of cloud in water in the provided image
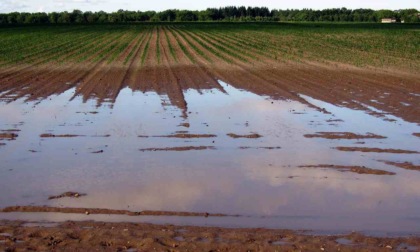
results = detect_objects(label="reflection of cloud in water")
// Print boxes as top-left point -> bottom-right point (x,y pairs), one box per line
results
1,82 -> 420,232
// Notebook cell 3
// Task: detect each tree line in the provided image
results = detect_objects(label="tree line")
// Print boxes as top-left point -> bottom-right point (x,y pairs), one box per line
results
0,7 -> 419,24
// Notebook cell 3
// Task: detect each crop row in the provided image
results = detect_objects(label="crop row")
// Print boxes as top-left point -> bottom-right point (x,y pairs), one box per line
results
0,23 -> 418,73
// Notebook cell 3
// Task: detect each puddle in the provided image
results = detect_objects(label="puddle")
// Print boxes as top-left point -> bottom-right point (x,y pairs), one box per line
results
22,222 -> 59,228
397,243 -> 418,251
0,81 -> 419,235
271,239 -> 289,245
174,236 -> 184,241
335,237 -> 354,245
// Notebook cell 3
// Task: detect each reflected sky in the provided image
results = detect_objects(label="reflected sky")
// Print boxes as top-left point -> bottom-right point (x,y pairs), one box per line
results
0,81 -> 419,233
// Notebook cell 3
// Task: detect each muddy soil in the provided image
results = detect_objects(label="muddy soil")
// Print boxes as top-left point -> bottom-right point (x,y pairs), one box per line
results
0,28 -> 419,124
48,192 -> 87,200
1,220 -> 419,252
1,206 -> 227,217
334,147 -> 419,154
299,165 -> 395,175
227,133 -> 262,139
0,133 -> 18,140
139,146 -> 216,152
304,132 -> 386,140
153,133 -> 217,138
380,161 -> 420,171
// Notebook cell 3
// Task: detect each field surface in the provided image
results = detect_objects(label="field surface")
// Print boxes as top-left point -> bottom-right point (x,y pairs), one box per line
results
0,23 -> 419,251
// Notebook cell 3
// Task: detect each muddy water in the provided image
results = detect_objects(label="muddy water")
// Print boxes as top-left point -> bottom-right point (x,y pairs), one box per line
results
0,81 -> 419,234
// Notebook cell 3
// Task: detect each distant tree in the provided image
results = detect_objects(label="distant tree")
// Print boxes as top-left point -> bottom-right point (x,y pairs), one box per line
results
176,10 -> 198,21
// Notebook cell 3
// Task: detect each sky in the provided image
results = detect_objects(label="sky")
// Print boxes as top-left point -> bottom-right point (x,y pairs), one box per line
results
0,0 -> 419,13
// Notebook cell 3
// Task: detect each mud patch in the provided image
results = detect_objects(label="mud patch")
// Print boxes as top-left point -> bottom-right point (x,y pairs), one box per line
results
40,134 -> 83,138
0,206 -> 227,217
334,147 -> 419,154
0,133 -> 18,140
413,133 -> 420,138
299,164 -> 395,175
304,132 -> 386,140
139,146 -> 215,152
227,133 -> 262,139
239,146 -> 281,150
48,192 -> 87,200
153,133 -> 217,138
0,220 -> 419,252
380,161 -> 420,171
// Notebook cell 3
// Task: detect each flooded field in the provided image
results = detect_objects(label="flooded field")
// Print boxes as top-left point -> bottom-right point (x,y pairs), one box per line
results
0,78 -> 419,235
0,25 -> 420,251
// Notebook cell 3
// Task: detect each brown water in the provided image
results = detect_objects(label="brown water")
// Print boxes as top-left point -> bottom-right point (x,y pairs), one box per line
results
0,81 -> 419,234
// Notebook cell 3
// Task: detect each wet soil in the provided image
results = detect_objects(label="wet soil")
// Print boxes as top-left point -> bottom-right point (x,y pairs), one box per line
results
334,147 -> 419,154
153,133 -> 217,138
380,161 -> 420,172
48,192 -> 87,200
304,132 -> 386,140
0,206 -> 227,217
139,146 -> 216,152
299,165 -> 395,175
239,146 -> 282,150
40,134 -> 83,138
0,220 -> 419,252
0,133 -> 18,140
227,133 -> 262,139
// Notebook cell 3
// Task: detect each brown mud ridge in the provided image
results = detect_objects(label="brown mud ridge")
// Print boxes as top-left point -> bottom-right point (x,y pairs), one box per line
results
304,132 -> 386,140
299,164 -> 395,175
153,133 -> 217,138
380,161 -> 420,171
0,206 -> 228,217
413,133 -> 420,138
0,133 -> 18,140
239,146 -> 282,150
40,134 -> 83,138
139,146 -> 215,152
40,134 -> 110,138
334,147 -> 419,154
1,220 -> 419,252
48,192 -> 87,200
227,133 -> 262,139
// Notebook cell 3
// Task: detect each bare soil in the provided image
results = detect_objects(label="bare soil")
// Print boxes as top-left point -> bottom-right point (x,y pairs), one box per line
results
0,206 -> 227,217
299,164 -> 395,175
380,161 -> 420,171
153,133 -> 217,138
40,134 -> 83,138
139,146 -> 216,152
239,146 -> 282,150
304,132 -> 386,140
48,192 -> 87,200
227,133 -> 263,139
1,220 -> 419,252
334,147 -> 419,154
0,133 -> 18,140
